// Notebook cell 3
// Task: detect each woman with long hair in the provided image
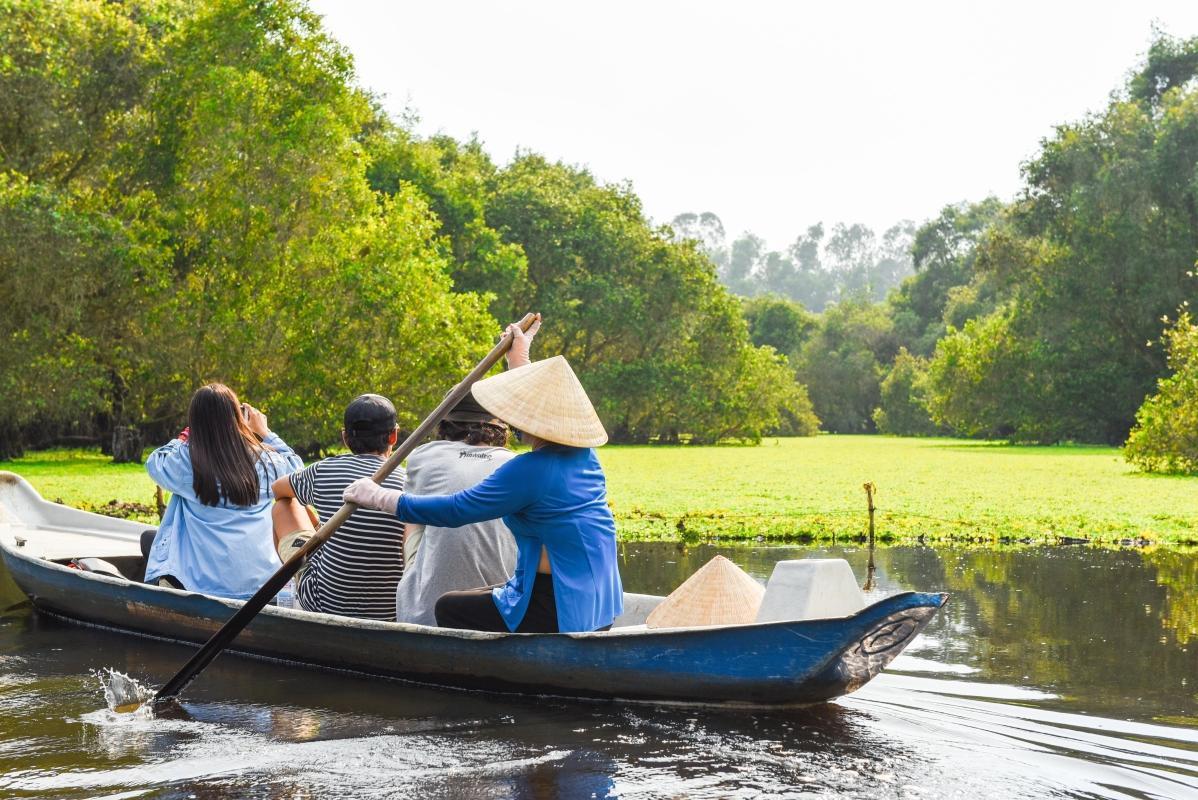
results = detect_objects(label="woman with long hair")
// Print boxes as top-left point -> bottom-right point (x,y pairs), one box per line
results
144,383 -> 303,599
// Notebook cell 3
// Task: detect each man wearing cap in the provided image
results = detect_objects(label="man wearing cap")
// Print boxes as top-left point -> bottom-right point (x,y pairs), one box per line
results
393,391 -> 519,625
270,394 -> 406,620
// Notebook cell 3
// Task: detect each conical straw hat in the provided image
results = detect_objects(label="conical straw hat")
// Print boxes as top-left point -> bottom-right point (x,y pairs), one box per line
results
645,555 -> 765,629
471,355 -> 608,448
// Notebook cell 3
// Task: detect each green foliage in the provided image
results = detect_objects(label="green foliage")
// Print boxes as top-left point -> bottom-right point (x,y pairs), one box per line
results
364,128 -> 529,316
0,0 -> 811,456
794,300 -> 897,433
888,198 -> 1004,357
741,295 -> 816,356
675,215 -> 916,311
924,308 -> 1067,441
927,32 -> 1198,444
483,155 -> 809,443
1125,312 -> 1198,473
0,0 -> 495,458
0,172 -> 169,458
872,348 -> 941,436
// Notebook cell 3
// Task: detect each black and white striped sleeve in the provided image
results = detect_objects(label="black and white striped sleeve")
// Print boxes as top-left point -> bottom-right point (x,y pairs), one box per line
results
289,462 -> 318,506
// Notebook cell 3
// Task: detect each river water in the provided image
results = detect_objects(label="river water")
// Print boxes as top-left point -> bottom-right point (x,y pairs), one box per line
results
1,542 -> 1195,799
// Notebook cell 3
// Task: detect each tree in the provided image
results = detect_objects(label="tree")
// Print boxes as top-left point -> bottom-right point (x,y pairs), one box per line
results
872,348 -> 941,436
486,155 -> 810,443
365,127 -> 528,318
1125,311 -> 1198,473
742,296 -> 816,356
794,300 -> 897,433
924,308 -> 1060,440
787,223 -> 835,311
724,232 -> 764,297
926,32 -> 1198,443
888,199 -> 1003,357
679,216 -> 913,311
670,211 -> 728,271
0,0 -> 497,459
0,174 -> 168,458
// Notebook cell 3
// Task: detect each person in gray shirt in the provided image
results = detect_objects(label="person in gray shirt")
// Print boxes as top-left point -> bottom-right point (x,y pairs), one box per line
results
394,392 -> 518,625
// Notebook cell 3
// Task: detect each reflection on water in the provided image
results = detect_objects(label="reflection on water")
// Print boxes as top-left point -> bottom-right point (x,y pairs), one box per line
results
619,543 -> 1198,724
0,543 -> 1195,798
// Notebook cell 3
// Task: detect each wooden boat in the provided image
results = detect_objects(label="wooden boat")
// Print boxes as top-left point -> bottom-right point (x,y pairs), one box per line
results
0,471 -> 946,707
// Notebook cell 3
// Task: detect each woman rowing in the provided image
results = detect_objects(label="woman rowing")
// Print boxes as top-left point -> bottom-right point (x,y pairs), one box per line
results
345,324 -> 623,633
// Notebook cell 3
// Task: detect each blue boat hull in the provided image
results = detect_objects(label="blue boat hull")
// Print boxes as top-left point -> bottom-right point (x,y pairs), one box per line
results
2,546 -> 946,706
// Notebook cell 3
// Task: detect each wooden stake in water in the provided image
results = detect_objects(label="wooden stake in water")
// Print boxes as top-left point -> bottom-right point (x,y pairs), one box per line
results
863,482 -> 876,547
863,482 -> 877,592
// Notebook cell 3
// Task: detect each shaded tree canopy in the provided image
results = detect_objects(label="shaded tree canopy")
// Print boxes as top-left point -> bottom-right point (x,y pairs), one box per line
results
0,0 -> 815,458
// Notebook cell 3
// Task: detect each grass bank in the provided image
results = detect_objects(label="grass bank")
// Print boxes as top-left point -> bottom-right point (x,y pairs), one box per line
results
2,437 -> 1196,547
600,436 -> 1197,548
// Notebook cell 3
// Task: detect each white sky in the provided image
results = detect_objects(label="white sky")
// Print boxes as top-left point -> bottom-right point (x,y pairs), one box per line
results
310,0 -> 1198,249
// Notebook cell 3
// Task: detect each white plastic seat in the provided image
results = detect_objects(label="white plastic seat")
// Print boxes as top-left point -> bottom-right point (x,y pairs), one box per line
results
755,559 -> 865,623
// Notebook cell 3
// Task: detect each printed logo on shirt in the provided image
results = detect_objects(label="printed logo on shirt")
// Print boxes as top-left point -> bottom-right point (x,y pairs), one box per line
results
458,449 -> 494,460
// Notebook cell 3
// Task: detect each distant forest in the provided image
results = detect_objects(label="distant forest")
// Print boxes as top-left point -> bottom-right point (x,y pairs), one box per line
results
671,214 -> 916,311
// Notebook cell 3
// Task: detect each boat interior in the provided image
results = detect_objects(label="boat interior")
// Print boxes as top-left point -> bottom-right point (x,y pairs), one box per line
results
0,471 -> 870,629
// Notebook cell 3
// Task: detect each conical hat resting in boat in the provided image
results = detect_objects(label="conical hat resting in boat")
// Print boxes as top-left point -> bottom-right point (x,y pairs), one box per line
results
645,555 -> 765,628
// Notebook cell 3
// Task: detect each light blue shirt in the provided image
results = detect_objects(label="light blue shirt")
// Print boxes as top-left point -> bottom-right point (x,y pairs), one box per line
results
397,445 -> 623,633
145,433 -> 303,599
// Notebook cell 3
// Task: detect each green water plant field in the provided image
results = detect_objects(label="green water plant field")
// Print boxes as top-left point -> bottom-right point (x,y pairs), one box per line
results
600,436 -> 1198,547
2,437 -> 1196,547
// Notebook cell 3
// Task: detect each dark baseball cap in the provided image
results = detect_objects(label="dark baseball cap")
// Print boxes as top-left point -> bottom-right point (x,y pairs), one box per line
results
445,390 -> 505,425
344,394 -> 397,435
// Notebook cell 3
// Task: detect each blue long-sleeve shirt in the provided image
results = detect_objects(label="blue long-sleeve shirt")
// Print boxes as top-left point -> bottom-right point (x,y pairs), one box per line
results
397,445 -> 623,633
144,433 -> 303,599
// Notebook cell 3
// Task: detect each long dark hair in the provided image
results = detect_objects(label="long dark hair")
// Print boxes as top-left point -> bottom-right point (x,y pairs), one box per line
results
188,383 -> 270,507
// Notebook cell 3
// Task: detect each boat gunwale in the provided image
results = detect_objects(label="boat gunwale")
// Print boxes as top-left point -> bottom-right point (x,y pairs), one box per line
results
0,538 -> 947,642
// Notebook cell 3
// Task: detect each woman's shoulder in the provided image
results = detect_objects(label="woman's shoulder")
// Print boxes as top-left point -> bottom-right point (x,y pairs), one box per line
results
259,445 -> 300,467
145,438 -> 191,475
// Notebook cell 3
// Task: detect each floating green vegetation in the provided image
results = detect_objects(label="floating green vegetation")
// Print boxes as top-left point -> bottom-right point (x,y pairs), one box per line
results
4,437 -> 1198,548
600,436 -> 1198,549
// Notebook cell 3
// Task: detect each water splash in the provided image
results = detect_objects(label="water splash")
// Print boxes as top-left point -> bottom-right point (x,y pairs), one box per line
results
94,668 -> 153,715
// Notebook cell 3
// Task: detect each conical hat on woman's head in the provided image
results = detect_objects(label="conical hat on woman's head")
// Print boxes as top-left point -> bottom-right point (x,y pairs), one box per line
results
471,355 -> 608,448
645,555 -> 765,629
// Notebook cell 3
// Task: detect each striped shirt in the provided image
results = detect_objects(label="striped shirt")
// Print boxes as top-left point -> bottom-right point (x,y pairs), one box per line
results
289,454 -> 406,620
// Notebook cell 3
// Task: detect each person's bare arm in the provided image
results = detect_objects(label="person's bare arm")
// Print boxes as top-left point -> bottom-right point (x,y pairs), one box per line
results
271,475 -> 319,526
271,475 -> 296,499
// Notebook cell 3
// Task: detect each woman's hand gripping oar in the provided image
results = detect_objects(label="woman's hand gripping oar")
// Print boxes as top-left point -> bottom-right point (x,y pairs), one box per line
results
147,313 -> 540,709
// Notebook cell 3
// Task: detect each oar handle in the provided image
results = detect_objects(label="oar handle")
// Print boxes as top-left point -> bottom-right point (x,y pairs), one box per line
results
152,312 -> 538,704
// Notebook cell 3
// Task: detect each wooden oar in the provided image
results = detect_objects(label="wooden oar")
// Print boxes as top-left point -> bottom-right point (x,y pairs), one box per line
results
150,312 -> 538,706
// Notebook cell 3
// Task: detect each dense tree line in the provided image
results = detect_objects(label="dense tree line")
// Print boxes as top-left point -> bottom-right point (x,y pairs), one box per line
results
5,3 -> 1198,470
0,0 -> 815,460
923,35 -> 1198,445
696,33 -> 1198,466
